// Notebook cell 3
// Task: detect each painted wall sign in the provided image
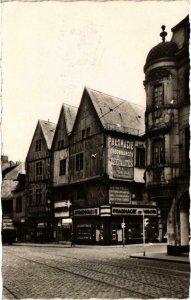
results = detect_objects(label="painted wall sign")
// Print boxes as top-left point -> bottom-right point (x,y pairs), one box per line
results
107,136 -> 134,180
109,186 -> 130,204
74,208 -> 99,217
112,207 -> 157,216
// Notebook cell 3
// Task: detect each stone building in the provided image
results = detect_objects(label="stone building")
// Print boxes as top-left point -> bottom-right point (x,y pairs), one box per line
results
25,120 -> 56,242
51,103 -> 77,241
69,87 -> 158,245
144,16 -> 190,254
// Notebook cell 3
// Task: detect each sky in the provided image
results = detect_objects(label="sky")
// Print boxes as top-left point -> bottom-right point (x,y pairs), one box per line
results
1,0 -> 189,162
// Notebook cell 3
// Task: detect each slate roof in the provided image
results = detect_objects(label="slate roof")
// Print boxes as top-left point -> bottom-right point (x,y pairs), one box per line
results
1,162 -> 25,199
4,162 -> 25,180
86,88 -> 145,135
63,103 -> 78,134
39,120 -> 56,149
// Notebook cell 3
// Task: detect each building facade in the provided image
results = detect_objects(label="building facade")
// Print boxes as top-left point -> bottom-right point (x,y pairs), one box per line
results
25,120 -> 56,242
144,16 -> 190,254
69,88 -> 158,245
51,104 -> 77,242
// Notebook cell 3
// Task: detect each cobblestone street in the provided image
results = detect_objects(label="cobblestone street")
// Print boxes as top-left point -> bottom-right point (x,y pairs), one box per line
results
2,244 -> 190,299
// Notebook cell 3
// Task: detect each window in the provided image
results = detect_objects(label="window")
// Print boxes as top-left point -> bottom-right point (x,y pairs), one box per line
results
60,159 -> 66,176
28,190 -> 33,206
185,127 -> 190,169
35,139 -> 42,152
82,129 -> 86,139
36,161 -> 43,176
86,127 -> 91,137
16,197 -> 22,213
58,139 -> 64,149
184,70 -> 190,104
153,84 -> 164,108
136,147 -> 145,168
153,139 -> 165,164
36,188 -> 42,206
76,153 -> 84,171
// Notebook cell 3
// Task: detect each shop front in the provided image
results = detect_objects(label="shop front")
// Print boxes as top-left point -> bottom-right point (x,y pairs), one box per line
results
54,200 -> 72,242
73,205 -> 158,245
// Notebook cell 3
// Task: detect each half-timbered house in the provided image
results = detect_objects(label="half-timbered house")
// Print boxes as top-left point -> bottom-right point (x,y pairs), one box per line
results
51,103 -> 77,241
26,120 -> 56,242
69,87 -> 158,245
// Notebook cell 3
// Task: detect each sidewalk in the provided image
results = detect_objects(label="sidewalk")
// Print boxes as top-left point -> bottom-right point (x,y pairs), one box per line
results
130,252 -> 190,264
8,242 -> 189,264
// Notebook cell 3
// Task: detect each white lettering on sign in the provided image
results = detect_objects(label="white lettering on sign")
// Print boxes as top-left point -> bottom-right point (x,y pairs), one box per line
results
74,208 -> 99,217
108,136 -> 134,180
112,207 -> 157,216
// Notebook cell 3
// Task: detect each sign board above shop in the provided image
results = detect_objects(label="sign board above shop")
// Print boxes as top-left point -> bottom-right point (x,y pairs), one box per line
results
74,208 -> 99,217
112,207 -> 158,216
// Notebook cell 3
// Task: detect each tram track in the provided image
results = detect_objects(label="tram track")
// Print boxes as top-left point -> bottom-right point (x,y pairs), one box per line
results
3,249 -> 189,299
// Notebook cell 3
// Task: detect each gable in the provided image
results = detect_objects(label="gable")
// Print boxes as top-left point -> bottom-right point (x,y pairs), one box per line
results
52,104 -> 77,151
26,121 -> 50,162
71,89 -> 103,144
52,106 -> 69,151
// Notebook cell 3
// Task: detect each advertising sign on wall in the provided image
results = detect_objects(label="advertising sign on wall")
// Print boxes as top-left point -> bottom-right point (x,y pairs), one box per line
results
107,136 -> 134,180
109,186 -> 130,204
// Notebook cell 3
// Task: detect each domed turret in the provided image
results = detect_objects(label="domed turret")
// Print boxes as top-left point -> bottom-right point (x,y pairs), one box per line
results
144,26 -> 178,71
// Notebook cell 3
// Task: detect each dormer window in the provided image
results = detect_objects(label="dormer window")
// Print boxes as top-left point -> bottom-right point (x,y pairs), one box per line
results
153,84 -> 164,108
35,139 -> 42,152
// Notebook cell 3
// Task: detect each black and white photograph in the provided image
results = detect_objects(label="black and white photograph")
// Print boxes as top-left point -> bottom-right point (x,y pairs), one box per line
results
1,0 -> 190,299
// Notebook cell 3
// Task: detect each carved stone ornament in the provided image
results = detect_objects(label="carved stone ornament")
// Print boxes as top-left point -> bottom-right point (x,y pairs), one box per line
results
145,68 -> 171,85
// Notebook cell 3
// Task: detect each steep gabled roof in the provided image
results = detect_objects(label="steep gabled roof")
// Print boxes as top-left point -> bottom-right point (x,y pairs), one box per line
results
63,103 -> 78,134
39,120 -> 56,150
2,162 -> 25,198
4,162 -> 25,180
86,88 -> 145,135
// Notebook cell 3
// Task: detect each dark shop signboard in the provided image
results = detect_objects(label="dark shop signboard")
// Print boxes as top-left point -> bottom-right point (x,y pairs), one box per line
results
74,208 -> 100,217
107,136 -> 134,180
112,207 -> 158,216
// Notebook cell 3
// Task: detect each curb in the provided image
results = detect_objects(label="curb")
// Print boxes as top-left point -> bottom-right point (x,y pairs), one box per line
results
130,254 -> 190,264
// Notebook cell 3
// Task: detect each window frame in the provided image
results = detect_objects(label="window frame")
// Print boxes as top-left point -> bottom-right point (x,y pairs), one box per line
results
152,138 -> 165,164
135,147 -> 145,168
36,188 -> 42,206
60,159 -> 66,176
76,153 -> 84,171
36,161 -> 43,176
153,84 -> 164,108
35,139 -> 42,152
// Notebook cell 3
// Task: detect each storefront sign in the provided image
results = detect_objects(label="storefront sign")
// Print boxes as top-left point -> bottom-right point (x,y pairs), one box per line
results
74,208 -> 99,217
54,201 -> 71,218
107,136 -> 134,180
109,186 -> 130,204
112,207 -> 157,216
